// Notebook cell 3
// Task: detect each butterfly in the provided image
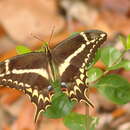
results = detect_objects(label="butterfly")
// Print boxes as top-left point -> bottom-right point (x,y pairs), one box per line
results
0,30 -> 107,122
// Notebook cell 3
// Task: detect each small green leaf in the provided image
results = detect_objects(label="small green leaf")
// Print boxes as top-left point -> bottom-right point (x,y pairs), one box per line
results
120,35 -> 127,49
70,32 -> 79,37
95,74 -> 130,104
35,42 -> 49,52
120,35 -> 130,50
93,49 -> 101,64
44,93 -> 75,118
101,46 -> 121,67
64,112 -> 87,130
126,35 -> 130,50
44,81 -> 75,118
123,60 -> 130,70
88,67 -> 103,83
16,45 -> 32,54
64,113 -> 99,130
86,116 -> 99,130
108,60 -> 130,71
88,49 -> 101,69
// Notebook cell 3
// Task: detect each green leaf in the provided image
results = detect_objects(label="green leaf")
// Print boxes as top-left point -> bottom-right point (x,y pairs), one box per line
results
120,35 -> 127,49
70,32 -> 79,37
44,81 -> 75,118
44,93 -> 75,118
64,112 -> 87,130
95,74 -> 130,104
101,46 -> 121,67
16,45 -> 32,54
88,67 -> 103,83
35,42 -> 49,52
87,49 -> 101,69
126,35 -> 130,50
86,116 -> 99,130
64,113 -> 99,130
108,60 -> 130,71
93,49 -> 101,64
123,60 -> 130,70
120,35 -> 130,50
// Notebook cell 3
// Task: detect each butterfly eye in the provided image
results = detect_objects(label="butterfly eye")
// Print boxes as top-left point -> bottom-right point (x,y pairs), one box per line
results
47,85 -> 53,91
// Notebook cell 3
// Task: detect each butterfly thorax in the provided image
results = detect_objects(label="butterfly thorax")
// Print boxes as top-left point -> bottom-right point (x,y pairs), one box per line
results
45,45 -> 60,83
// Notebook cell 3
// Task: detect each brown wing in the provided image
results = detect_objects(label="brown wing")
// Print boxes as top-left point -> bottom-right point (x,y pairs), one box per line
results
0,52 -> 54,122
51,30 -> 107,105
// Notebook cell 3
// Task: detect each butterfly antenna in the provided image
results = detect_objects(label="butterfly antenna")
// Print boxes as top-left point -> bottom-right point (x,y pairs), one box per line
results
31,33 -> 49,52
48,25 -> 55,46
31,33 -> 46,43
45,25 -> 55,55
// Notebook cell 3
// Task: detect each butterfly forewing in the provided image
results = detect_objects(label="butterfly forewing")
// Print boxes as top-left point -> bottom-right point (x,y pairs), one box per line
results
0,52 -> 54,122
52,30 -> 107,106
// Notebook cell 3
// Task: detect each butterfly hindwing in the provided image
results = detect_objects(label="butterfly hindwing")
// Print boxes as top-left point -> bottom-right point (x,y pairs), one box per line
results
52,30 -> 107,106
0,52 -> 54,122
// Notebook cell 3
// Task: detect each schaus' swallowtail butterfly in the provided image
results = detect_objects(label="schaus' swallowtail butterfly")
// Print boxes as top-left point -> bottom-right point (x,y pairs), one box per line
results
0,30 -> 107,122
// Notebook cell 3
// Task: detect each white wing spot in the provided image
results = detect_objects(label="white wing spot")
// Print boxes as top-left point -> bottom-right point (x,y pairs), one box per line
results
32,89 -> 38,97
74,85 -> 81,93
5,60 -> 10,74
38,94 -> 44,103
19,82 -> 24,87
93,44 -> 96,48
0,73 -> 5,77
90,39 -> 96,43
13,81 -> 18,85
100,34 -> 106,37
8,79 -> 13,82
82,63 -> 85,67
45,104 -> 51,110
99,38 -> 103,41
44,97 -> 50,103
85,58 -> 88,63
25,84 -> 30,88
80,74 -> 84,80
90,49 -> 93,53
26,88 -> 32,93
85,79 -> 88,85
69,90 -> 75,97
71,98 -> 78,102
2,79 -> 6,82
79,68 -> 84,73
87,53 -> 90,58
76,79 -> 84,86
